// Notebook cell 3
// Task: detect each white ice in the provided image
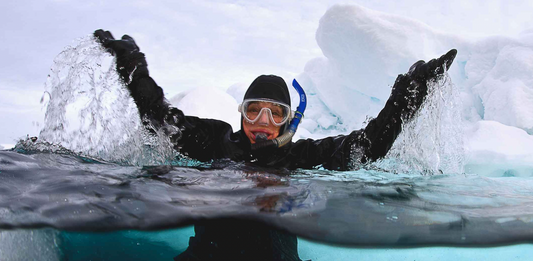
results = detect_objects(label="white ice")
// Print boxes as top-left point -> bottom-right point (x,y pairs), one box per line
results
170,4 -> 533,176
169,86 -> 241,131
464,120 -> 533,177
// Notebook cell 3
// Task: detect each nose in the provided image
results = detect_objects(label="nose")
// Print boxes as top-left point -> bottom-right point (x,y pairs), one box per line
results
257,109 -> 270,125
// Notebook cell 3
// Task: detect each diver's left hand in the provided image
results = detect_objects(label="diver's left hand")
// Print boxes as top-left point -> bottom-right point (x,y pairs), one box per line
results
408,49 -> 457,81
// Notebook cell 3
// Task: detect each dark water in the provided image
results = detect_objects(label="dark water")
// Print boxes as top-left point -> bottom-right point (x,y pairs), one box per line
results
1,148 -> 533,260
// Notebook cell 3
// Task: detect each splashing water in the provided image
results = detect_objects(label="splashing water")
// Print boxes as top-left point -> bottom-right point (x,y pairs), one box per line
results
31,35 -> 464,171
374,74 -> 465,175
37,36 -> 177,165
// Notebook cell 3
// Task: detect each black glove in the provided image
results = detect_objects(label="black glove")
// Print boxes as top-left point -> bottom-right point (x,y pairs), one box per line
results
93,29 -> 148,83
408,49 -> 457,82
385,49 -> 457,122
94,29 -> 140,57
93,30 -> 169,129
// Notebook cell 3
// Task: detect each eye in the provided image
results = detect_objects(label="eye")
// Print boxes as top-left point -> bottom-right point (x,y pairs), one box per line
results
271,107 -> 284,117
247,104 -> 260,113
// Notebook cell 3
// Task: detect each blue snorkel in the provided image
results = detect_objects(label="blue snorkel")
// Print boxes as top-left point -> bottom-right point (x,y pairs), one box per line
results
251,79 -> 307,150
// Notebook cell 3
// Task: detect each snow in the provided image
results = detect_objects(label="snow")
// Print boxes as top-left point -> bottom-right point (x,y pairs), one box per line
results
167,3 -> 533,176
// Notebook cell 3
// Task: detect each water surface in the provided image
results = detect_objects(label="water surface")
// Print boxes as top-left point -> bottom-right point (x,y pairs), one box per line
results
2,149 -> 532,248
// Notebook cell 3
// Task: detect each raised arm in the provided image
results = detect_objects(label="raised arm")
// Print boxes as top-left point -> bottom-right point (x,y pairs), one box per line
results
360,49 -> 457,162
94,30 -> 173,128
284,50 -> 457,171
93,30 -> 239,162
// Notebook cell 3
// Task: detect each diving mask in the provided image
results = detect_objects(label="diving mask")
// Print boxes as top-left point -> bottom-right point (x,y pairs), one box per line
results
238,99 -> 292,126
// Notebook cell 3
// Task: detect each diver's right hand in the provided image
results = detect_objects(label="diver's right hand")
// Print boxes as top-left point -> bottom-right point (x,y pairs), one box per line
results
94,29 -> 140,57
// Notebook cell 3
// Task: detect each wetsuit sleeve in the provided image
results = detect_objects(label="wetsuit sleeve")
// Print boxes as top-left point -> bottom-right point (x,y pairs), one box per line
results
286,69 -> 429,170
114,52 -> 170,127
359,72 -> 428,162
289,49 -> 457,170
285,131 -> 362,170
115,52 -> 235,160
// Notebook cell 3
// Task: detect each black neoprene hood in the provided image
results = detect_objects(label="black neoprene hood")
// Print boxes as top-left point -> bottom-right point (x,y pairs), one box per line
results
243,75 -> 291,107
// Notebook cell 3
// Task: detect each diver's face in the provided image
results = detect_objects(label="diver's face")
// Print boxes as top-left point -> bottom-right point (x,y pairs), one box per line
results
242,109 -> 281,144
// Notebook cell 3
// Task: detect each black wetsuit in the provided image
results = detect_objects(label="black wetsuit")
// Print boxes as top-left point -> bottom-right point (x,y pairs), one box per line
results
118,53 -> 430,171
115,51 -> 443,261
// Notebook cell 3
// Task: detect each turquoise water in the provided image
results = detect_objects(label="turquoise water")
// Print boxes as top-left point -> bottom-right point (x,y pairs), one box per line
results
3,228 -> 528,260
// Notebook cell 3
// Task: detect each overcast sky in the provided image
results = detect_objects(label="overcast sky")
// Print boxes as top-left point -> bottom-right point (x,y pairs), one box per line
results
2,0 -> 533,146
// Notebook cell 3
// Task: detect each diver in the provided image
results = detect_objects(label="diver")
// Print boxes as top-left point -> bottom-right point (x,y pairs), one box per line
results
94,29 -> 456,261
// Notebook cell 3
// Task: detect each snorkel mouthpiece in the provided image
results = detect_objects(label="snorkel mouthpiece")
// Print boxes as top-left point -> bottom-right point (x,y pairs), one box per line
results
255,133 -> 269,142
251,79 -> 307,150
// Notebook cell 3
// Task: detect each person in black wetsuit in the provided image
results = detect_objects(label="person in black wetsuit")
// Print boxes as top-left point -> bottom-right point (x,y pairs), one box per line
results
94,29 -> 457,261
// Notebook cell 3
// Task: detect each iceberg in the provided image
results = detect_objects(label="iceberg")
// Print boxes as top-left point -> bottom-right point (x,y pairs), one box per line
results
302,4 -> 467,131
465,120 -> 533,177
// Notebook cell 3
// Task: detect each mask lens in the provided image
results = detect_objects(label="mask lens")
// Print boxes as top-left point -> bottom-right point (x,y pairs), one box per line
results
269,105 -> 286,124
245,103 -> 262,121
